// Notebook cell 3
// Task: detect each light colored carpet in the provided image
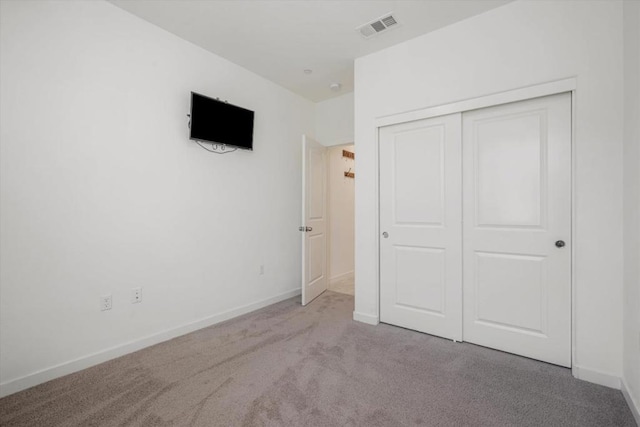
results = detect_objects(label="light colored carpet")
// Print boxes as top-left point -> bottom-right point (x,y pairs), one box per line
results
0,291 -> 635,426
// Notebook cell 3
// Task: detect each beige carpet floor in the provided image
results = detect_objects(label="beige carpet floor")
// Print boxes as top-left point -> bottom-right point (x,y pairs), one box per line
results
0,291 -> 636,426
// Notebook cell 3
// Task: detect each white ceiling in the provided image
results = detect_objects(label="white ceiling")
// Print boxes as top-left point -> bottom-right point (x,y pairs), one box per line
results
109,0 -> 512,102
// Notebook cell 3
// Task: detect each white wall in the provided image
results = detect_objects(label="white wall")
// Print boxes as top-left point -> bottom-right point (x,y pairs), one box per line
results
354,0 -> 625,385
623,0 -> 640,420
0,0 -> 314,396
327,145 -> 355,282
315,92 -> 354,147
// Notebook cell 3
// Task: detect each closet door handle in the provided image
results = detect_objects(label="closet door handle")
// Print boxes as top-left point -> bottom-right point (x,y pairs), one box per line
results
382,232 -> 389,238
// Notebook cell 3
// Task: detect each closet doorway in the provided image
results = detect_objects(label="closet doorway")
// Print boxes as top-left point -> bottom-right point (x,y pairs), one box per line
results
379,93 -> 572,367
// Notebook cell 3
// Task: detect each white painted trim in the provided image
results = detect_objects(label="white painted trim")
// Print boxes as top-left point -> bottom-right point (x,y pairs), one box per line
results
324,137 -> 355,147
570,89 -> 578,372
0,288 -> 301,398
572,365 -> 621,389
374,124 -> 381,319
329,270 -> 354,284
622,379 -> 640,426
353,311 -> 379,325
375,77 -> 577,128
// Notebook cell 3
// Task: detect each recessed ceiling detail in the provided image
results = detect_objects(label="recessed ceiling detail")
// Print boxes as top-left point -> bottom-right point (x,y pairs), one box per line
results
356,13 -> 400,39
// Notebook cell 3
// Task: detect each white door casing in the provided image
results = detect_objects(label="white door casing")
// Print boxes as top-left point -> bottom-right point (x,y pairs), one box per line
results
379,113 -> 463,341
462,93 -> 572,367
301,135 -> 328,306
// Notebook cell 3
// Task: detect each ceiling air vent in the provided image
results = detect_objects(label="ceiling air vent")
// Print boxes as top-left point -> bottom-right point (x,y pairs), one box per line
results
357,13 -> 400,39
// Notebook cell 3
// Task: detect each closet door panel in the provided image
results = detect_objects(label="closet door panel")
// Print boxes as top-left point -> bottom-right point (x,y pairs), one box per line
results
462,93 -> 572,367
379,113 -> 462,340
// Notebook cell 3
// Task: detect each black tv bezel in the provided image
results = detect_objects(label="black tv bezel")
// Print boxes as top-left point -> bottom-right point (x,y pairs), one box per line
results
189,91 -> 254,151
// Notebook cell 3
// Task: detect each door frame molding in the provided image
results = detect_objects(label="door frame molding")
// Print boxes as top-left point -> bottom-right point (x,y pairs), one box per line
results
373,77 -> 577,369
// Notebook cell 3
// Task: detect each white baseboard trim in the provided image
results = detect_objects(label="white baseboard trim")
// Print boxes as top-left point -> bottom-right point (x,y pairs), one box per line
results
572,365 -> 621,389
329,270 -> 354,286
0,288 -> 301,398
353,311 -> 379,325
622,379 -> 640,426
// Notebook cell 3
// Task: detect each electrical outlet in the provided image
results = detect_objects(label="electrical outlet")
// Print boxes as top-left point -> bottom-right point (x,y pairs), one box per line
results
100,295 -> 112,311
132,287 -> 142,304
259,265 -> 264,275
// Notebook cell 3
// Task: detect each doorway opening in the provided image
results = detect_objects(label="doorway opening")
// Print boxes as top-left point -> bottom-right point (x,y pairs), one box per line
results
327,143 -> 355,296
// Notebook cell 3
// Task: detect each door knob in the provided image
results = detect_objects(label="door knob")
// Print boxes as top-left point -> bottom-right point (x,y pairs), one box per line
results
306,226 -> 313,232
555,240 -> 566,248
382,232 -> 389,238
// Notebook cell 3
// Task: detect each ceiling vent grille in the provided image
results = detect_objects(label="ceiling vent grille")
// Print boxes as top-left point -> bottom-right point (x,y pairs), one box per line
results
356,13 -> 400,39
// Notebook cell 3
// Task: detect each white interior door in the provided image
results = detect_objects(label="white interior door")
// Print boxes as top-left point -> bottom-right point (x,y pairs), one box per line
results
301,135 -> 327,306
462,93 -> 572,367
379,113 -> 463,340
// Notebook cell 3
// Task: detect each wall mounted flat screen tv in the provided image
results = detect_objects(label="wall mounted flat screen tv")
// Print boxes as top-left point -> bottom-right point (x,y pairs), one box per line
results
189,92 -> 254,150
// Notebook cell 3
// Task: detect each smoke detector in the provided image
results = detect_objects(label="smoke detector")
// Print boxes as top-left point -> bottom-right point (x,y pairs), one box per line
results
356,13 -> 400,39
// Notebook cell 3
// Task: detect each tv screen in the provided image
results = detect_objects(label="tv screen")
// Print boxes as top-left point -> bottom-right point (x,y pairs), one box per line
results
189,92 -> 254,150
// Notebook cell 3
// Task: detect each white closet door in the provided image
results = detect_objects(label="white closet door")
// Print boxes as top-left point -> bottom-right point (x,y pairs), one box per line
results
462,93 -> 572,367
379,113 -> 462,341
